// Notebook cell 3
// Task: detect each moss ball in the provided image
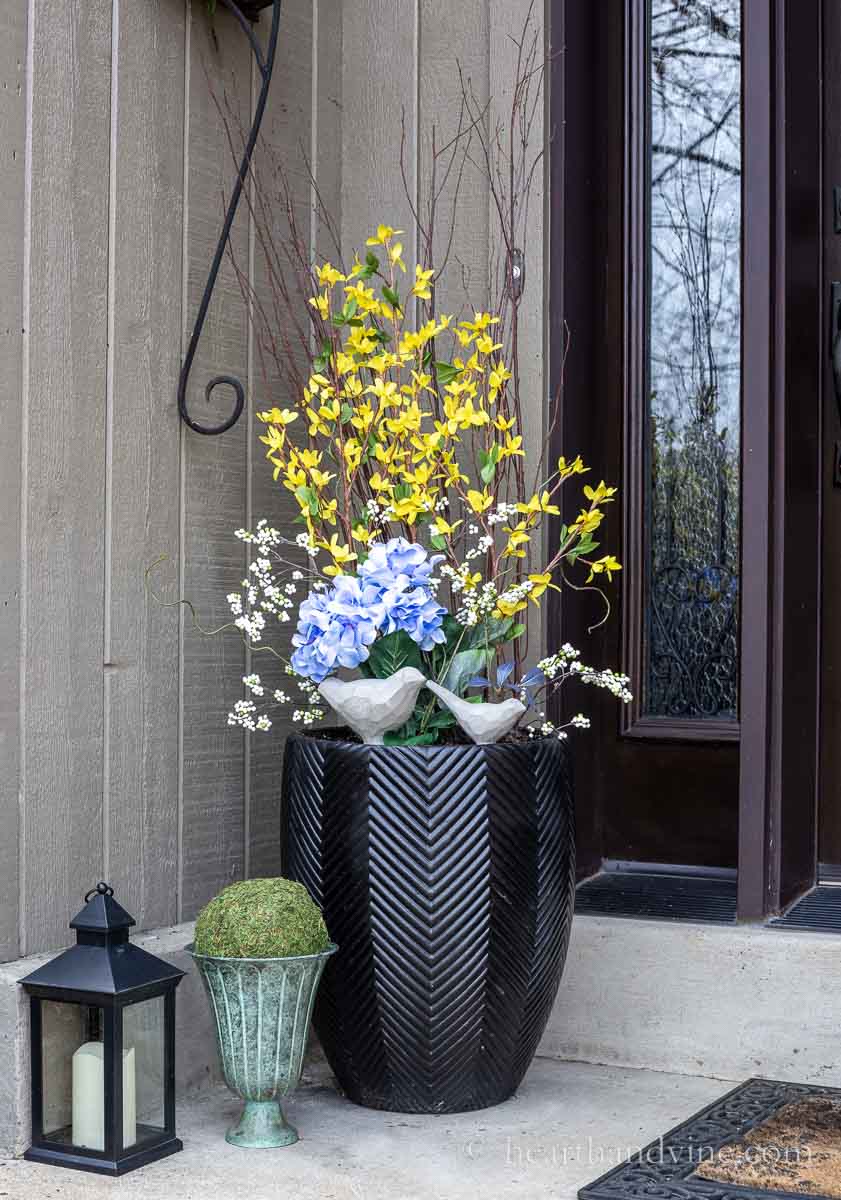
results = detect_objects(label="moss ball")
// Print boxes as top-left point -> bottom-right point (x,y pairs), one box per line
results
194,878 -> 330,959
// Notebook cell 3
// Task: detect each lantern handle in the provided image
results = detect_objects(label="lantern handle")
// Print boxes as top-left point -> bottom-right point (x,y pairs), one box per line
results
85,881 -> 114,902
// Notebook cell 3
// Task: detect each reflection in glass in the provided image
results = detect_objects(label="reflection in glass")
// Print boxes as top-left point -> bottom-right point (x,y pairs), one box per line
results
123,996 -> 166,1145
645,0 -> 741,720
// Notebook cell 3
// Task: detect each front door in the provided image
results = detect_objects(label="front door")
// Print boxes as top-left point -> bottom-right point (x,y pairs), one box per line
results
554,0 -> 742,876
553,0 -> 824,908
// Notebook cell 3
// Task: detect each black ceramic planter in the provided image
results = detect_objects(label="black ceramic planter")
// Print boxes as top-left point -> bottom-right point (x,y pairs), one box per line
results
282,733 -> 575,1114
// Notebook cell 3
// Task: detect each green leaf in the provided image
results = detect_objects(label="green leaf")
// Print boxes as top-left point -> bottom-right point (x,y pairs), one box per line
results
382,285 -> 402,310
365,631 -> 424,680
434,361 -> 460,386
444,647 -> 491,697
313,337 -> 332,372
463,615 -> 513,649
478,444 -> 501,486
384,731 -> 438,747
440,614 -> 466,654
294,485 -> 319,516
365,251 -> 380,269
429,533 -> 447,550
340,402 -> 353,424
426,708 -> 457,730
393,482 -> 412,501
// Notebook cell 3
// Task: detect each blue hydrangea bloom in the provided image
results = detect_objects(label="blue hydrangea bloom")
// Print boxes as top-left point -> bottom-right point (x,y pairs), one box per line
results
379,585 -> 448,651
359,537 -> 444,593
291,576 -> 384,683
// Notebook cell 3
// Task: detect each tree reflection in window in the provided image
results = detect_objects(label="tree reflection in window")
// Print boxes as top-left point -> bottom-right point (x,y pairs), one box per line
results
644,0 -> 741,721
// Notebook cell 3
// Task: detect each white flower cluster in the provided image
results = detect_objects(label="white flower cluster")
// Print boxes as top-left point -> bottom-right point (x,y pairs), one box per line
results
292,708 -> 322,726
227,669 -> 325,734
526,719 -> 568,741
487,502 -> 519,526
539,645 -> 633,702
464,533 -> 494,562
522,646 -> 631,740
235,519 -> 284,550
441,563 -> 499,626
227,556 -> 296,642
537,644 -> 580,679
226,519 -> 314,644
496,579 -> 535,612
227,699 -> 272,732
575,666 -> 632,703
224,520 -> 327,734
440,562 -> 475,594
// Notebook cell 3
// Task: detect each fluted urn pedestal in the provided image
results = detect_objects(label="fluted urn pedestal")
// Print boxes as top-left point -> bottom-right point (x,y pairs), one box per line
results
191,945 -> 336,1146
282,732 -> 575,1114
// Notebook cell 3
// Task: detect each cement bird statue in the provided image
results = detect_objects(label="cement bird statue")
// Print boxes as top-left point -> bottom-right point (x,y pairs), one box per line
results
318,667 -> 427,745
425,680 -> 526,745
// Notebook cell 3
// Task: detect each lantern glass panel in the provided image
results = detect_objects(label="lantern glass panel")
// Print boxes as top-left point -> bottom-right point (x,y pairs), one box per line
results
41,1001 -> 105,1147
123,996 -> 166,1145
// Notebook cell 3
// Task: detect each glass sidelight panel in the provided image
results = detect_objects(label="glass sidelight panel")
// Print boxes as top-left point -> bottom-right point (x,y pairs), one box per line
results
644,0 -> 741,721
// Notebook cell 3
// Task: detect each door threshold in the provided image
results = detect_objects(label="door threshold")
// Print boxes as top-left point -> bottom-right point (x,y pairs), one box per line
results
575,864 -> 737,924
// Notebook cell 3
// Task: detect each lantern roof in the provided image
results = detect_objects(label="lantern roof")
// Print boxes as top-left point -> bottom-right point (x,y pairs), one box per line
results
20,883 -> 184,997
70,883 -> 136,933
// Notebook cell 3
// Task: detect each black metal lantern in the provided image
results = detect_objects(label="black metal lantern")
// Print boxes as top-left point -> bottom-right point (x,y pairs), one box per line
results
20,883 -> 184,1176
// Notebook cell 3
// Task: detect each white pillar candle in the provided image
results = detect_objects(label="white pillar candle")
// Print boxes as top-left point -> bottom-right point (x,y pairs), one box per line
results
71,1042 -> 137,1151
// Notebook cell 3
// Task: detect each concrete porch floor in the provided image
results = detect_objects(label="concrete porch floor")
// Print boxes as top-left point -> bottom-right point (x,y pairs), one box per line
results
0,1058 -> 728,1200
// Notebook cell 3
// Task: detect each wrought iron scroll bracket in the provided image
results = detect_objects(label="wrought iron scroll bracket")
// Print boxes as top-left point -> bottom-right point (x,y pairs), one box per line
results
178,0 -> 283,435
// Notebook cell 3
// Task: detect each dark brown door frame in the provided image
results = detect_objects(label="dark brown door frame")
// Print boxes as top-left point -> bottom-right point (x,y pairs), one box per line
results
548,0 -> 822,918
737,0 -> 821,919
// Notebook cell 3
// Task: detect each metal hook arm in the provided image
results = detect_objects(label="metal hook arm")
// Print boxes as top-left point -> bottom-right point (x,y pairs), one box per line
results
178,0 -> 283,435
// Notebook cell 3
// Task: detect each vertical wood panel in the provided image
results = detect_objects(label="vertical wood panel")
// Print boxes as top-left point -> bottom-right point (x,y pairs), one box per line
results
22,0 -> 112,952
313,0 -> 342,262
341,1 -> 417,257
0,0 -> 27,961
489,0 -> 546,655
105,0 -> 185,928
246,0 -> 314,879
179,1 -> 252,918
417,0 -> 489,315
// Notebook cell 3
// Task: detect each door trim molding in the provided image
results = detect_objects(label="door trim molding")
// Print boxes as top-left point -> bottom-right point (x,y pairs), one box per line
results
737,0 -> 822,920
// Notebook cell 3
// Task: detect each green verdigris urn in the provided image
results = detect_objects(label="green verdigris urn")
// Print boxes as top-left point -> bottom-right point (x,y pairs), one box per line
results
190,878 -> 336,1148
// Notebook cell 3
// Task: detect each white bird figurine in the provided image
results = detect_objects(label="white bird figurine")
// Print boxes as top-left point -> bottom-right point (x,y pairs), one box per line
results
425,680 -> 526,745
318,667 -> 427,745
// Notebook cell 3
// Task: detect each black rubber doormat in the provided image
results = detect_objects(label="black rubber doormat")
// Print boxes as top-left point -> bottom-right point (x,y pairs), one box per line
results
769,886 -> 841,933
579,1078 -> 841,1200
575,869 -> 737,924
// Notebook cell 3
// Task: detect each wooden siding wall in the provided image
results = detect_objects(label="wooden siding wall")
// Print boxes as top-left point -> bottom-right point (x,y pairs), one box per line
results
0,0 -> 547,963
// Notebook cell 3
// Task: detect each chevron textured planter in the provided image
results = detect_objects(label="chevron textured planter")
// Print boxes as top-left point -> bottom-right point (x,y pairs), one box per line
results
282,732 -> 575,1114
